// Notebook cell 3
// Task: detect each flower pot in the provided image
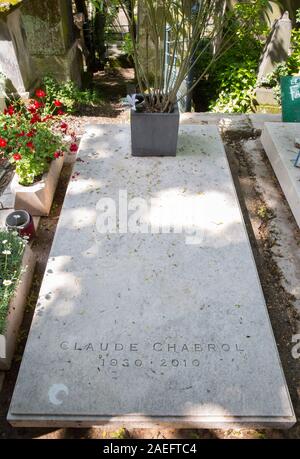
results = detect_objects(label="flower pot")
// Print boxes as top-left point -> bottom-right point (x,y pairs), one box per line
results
0,246 -> 36,370
130,104 -> 180,157
5,210 -> 36,240
10,155 -> 64,216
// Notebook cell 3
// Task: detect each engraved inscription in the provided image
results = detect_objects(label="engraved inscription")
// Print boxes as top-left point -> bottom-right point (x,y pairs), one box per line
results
59,341 -> 245,353
59,340 -> 246,376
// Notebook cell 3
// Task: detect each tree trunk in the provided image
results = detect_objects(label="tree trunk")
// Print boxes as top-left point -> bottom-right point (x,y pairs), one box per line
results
74,0 -> 88,18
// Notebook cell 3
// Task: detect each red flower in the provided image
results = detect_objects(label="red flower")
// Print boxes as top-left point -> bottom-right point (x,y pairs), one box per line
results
70,143 -> 78,153
13,153 -> 22,161
28,106 -> 37,114
26,141 -> 34,149
26,130 -> 35,137
30,114 -> 41,124
60,122 -> 68,132
53,151 -> 61,159
54,100 -> 63,107
4,106 -> 14,116
16,131 -> 25,138
35,89 -> 46,98
34,100 -> 43,109
0,138 -> 7,148
42,115 -> 54,122
57,109 -> 64,116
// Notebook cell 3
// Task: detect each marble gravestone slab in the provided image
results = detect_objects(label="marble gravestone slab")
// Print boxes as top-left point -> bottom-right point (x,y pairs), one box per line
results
261,123 -> 300,229
8,125 -> 295,428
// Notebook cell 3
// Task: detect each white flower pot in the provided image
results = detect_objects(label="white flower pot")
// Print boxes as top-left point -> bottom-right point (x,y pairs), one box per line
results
11,155 -> 64,216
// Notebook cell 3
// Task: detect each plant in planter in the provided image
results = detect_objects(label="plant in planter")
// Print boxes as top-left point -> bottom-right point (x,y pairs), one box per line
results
0,228 -> 35,370
0,229 -> 26,335
116,0 -> 254,156
0,90 -> 74,215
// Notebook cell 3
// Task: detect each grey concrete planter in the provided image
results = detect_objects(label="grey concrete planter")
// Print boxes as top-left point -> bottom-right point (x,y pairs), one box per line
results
131,105 -> 180,157
0,246 -> 36,370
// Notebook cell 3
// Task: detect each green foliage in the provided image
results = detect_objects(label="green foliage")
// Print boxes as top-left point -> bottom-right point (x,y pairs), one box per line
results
121,33 -> 134,58
287,8 -> 300,74
258,8 -> 300,103
90,0 -> 105,11
13,125 -> 64,186
0,94 -> 66,186
110,428 -> 128,439
210,62 -> 258,113
205,0 -> 274,113
233,0 -> 274,38
42,76 -> 103,114
0,229 -> 26,335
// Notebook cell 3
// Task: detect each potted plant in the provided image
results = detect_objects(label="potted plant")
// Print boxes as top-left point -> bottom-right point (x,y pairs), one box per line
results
0,89 -> 76,215
118,0 -> 242,156
0,228 -> 35,370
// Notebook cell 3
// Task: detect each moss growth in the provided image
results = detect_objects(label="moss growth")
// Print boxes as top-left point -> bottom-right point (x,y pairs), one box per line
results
110,428 -> 128,439
255,105 -> 281,114
0,1 -> 22,13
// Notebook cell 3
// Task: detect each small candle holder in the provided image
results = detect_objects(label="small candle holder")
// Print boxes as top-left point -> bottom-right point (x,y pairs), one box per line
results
5,210 -> 36,240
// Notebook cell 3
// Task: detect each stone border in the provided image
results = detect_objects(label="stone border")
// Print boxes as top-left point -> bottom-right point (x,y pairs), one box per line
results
261,122 -> 300,229
0,245 -> 36,370
11,155 -> 64,216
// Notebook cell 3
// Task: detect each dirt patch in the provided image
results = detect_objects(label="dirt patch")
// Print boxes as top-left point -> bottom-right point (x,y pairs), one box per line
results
222,128 -> 300,439
71,68 -> 135,126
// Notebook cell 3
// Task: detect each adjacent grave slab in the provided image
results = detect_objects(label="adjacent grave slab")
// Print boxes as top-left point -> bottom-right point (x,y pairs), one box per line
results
261,122 -> 300,229
8,125 -> 295,428
248,113 -> 282,131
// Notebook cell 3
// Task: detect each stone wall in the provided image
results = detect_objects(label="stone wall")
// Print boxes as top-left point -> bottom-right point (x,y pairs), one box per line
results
0,6 -> 36,97
0,0 -> 83,98
20,0 -> 83,87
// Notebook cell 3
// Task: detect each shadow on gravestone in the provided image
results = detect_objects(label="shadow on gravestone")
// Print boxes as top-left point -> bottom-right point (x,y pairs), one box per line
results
258,11 -> 292,82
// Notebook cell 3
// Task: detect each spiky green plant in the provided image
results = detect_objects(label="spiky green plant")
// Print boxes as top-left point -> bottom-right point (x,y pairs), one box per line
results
114,0 -> 278,112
